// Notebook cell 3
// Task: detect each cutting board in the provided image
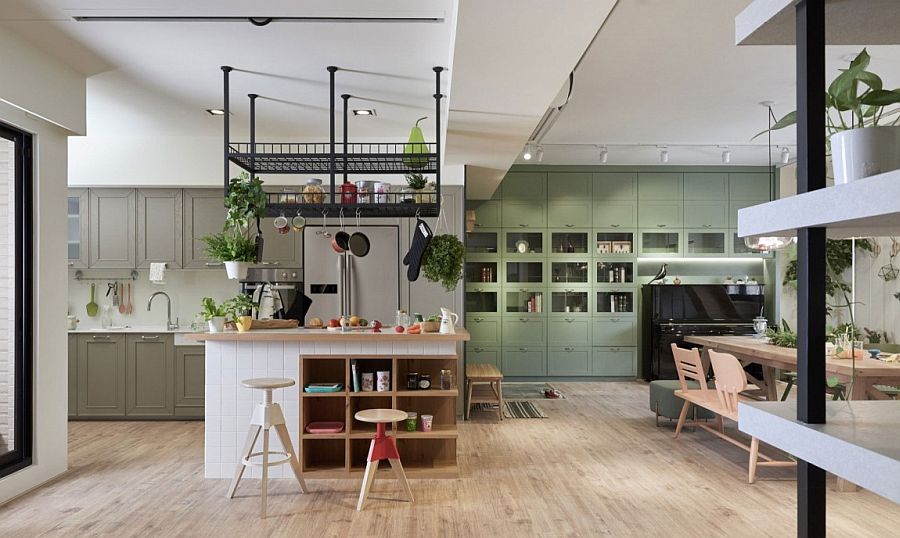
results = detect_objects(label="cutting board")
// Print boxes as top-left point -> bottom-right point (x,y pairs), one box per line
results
250,319 -> 300,330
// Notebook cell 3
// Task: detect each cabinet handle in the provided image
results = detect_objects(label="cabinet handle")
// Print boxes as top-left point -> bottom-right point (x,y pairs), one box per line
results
473,347 -> 484,352
260,261 -> 280,266
92,335 -> 111,340
67,262 -> 75,267
565,318 -> 575,322
204,262 -> 224,267
610,347 -> 620,352
609,318 -> 620,322
702,224 -> 712,228
564,288 -> 574,293
518,224 -> 529,228
473,317 -> 484,322
473,288 -> 484,292
519,288 -> 528,292
564,347 -> 575,352
140,335 -> 160,340
474,223 -> 483,228
656,224 -> 667,228
519,318 -> 529,322
610,224 -> 621,228
518,347 -> 528,352
564,224 -> 575,228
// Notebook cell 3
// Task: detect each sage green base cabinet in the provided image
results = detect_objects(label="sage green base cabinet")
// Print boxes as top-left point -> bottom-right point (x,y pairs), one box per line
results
592,318 -> 636,347
465,346 -> 500,370
502,347 -> 547,376
175,345 -> 206,418
547,346 -> 591,376
548,317 -> 591,347
592,347 -> 637,376
70,333 -> 204,419
502,317 -> 546,345
466,315 -> 501,346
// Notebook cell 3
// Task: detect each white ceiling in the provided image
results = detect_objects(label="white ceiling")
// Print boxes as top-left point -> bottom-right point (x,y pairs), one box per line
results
526,0 -> 900,166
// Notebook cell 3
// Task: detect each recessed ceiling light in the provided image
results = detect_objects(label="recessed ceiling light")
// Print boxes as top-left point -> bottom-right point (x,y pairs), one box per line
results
206,108 -> 226,116
353,109 -> 376,116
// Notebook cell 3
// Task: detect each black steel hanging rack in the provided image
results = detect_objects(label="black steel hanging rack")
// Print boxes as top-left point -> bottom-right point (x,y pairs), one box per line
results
221,65 -> 444,218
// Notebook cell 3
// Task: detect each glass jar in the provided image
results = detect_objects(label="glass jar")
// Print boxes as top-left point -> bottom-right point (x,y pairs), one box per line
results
417,374 -> 431,390
440,369 -> 453,390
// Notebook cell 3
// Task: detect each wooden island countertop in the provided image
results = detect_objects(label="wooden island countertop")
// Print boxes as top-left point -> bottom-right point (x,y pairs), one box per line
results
187,327 -> 470,343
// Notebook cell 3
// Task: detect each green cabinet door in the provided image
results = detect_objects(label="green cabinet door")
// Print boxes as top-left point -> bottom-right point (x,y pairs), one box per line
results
684,173 -> 728,200
548,317 -> 591,346
502,317 -> 546,345
594,172 -> 637,201
683,202 -> 728,228
175,345 -> 205,418
547,347 -> 591,376
638,173 -> 683,200
466,315 -> 501,346
729,173 -> 771,200
548,202 -> 592,228
502,200 -> 546,228
466,345 -> 501,371
502,347 -> 547,376
592,318 -> 636,346
593,202 -> 637,228
77,334 -> 126,417
729,199 -> 768,228
638,201 -> 682,228
592,347 -> 637,376
468,200 -> 501,229
125,334 -> 174,417
502,172 -> 547,200
548,172 -> 591,200
68,335 -> 77,417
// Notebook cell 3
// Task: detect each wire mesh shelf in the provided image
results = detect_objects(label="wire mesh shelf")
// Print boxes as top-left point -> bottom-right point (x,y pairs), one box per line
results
228,142 -> 438,174
264,188 -> 439,218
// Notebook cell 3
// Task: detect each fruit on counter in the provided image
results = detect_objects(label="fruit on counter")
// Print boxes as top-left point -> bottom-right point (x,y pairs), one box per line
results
328,318 -> 340,328
349,315 -> 360,327
309,317 -> 323,328
371,320 -> 382,331
358,318 -> 368,327
394,325 -> 405,333
407,324 -> 421,334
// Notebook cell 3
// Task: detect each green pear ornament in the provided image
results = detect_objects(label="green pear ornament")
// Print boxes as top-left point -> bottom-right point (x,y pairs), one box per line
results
403,116 -> 429,168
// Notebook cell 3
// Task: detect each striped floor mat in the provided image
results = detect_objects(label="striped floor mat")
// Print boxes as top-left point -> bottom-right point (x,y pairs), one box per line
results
472,401 -> 547,419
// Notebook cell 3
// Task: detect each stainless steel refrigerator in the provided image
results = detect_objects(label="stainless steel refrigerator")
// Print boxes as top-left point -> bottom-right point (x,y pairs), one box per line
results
303,225 -> 400,324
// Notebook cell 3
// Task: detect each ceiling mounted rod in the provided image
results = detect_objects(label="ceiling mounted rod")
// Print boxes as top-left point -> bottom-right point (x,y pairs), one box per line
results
434,66 -> 444,202
221,66 -> 232,195
249,93 -> 258,174
328,66 -> 338,205
73,16 -> 444,24
342,93 -> 350,184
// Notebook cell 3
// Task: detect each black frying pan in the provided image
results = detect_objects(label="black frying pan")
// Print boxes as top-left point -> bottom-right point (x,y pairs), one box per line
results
348,230 -> 370,257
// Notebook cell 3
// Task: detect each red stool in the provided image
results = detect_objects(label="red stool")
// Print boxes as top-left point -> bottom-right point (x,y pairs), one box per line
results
354,409 -> 413,511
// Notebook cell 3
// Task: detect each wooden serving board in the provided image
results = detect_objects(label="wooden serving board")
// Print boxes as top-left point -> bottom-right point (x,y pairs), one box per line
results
251,319 -> 300,330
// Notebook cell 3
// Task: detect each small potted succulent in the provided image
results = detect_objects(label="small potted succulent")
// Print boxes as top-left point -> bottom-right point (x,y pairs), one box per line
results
224,294 -> 258,332
200,297 -> 227,333
404,172 -> 427,203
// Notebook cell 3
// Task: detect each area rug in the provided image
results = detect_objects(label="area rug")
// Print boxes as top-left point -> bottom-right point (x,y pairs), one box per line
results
471,401 -> 547,419
499,382 -> 566,401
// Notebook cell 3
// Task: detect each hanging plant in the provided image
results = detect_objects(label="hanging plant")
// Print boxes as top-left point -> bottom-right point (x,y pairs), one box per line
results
421,234 -> 465,292
224,171 -> 267,233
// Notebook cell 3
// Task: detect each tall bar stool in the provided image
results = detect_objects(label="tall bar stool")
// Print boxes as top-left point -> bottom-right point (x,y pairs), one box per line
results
355,408 -> 414,511
227,377 -> 307,518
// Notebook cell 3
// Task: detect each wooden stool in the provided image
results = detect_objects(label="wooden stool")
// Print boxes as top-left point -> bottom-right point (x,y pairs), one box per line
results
227,378 -> 308,518
465,363 -> 504,421
354,409 -> 413,511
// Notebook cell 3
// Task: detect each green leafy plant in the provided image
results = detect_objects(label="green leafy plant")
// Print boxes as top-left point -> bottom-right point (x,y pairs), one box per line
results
223,294 -> 257,320
766,319 -> 798,348
756,49 -> 900,139
784,238 -> 874,314
421,234 -> 465,291
202,231 -> 258,262
405,173 -> 427,190
200,297 -> 227,320
225,171 -> 267,232
863,327 -> 887,344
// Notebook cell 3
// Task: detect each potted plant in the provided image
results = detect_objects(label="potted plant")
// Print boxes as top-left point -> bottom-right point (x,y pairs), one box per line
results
421,234 -> 465,291
203,171 -> 267,279
404,172 -> 427,203
224,294 -> 257,332
200,297 -> 227,333
759,49 -> 900,184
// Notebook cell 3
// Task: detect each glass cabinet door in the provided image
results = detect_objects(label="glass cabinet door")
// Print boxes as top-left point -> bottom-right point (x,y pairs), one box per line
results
504,231 -> 544,256
596,261 -> 634,284
685,229 -> 727,256
639,231 -> 681,256
505,261 -> 544,284
729,232 -> 769,257
551,290 -> 589,314
550,231 -> 589,255
465,289 -> 499,314
594,230 -> 635,256
596,290 -> 635,315
466,230 -> 499,254
550,261 -> 589,285
68,189 -> 89,268
465,261 -> 499,284
505,289 -> 545,314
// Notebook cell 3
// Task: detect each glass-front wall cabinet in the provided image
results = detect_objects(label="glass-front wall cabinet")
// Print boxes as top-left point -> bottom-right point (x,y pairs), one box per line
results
550,231 -> 589,255
466,231 -> 499,254
596,261 -> 634,284
594,231 -> 634,256
640,231 -> 680,256
597,290 -> 635,315
505,261 -> 543,284
465,289 -> 499,314
551,290 -> 589,314
67,189 -> 89,267
506,290 -> 544,314
550,261 -> 589,285
686,230 -> 727,256
465,261 -> 498,284
504,231 -> 543,256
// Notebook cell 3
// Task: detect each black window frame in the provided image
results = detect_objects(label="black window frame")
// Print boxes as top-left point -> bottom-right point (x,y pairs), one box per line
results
0,121 -> 34,478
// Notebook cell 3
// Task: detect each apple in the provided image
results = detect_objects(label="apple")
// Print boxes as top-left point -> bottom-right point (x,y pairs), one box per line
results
371,320 -> 382,330
328,319 -> 340,328
394,325 -> 405,333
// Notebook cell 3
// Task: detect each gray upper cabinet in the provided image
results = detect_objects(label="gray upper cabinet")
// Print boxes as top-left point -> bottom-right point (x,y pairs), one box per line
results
594,172 -> 637,201
89,189 -> 136,268
729,172 -> 771,200
137,189 -> 183,269
68,335 -> 77,417
684,173 -> 728,201
183,189 -> 226,268
252,218 -> 302,267
548,201 -> 592,228
638,173 -> 683,200
76,334 -> 126,417
67,189 -> 90,268
502,172 -> 547,200
126,334 -> 174,417
593,202 -> 637,228
502,200 -> 546,228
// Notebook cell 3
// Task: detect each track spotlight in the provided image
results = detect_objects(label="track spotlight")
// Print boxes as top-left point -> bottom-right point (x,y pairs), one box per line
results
522,144 -> 533,161
599,146 -> 608,164
536,146 -> 544,162
781,146 -> 791,164
660,149 -> 669,163
722,149 -> 731,164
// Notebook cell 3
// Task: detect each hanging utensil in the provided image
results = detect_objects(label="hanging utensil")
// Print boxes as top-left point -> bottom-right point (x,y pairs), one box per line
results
86,283 -> 99,317
118,282 -> 126,314
315,210 -> 332,238
332,208 -> 350,253
348,208 -> 370,257
125,282 -> 133,315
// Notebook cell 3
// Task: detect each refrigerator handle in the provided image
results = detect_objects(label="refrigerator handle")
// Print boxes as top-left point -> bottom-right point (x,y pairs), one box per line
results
337,255 -> 345,317
347,254 -> 353,316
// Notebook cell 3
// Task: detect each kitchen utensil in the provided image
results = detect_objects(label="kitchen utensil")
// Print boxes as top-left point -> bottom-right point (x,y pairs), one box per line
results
331,209 -> 350,252
86,283 -> 99,317
101,305 -> 113,328
126,282 -> 133,315
403,218 -> 432,282
291,211 -> 306,231
118,282 -> 126,314
315,211 -> 332,238
439,307 -> 459,335
274,214 -> 290,234
348,210 -> 370,257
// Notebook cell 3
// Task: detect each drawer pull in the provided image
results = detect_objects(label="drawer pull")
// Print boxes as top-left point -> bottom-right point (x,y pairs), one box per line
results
702,224 -> 712,228
519,288 -> 528,293
518,347 -> 528,352
564,224 -> 575,228
564,347 -> 575,352
609,318 -> 621,322
92,335 -> 111,340
656,224 -> 667,228
473,317 -> 484,322
565,318 -> 575,322
260,261 -> 281,266
474,223 -> 483,228
518,224 -> 529,228
204,262 -> 224,267
518,318 -> 529,322
610,224 -> 621,228
141,335 -> 160,340
473,347 -> 484,352
564,288 -> 574,293
610,347 -> 620,352
473,288 -> 484,292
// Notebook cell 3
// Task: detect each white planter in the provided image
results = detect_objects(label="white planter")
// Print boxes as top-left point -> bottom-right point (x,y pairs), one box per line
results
831,126 -> 900,184
208,316 -> 226,333
224,261 -> 248,280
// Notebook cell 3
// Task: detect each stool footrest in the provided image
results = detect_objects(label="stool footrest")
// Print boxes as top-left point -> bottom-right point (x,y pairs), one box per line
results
243,451 -> 292,467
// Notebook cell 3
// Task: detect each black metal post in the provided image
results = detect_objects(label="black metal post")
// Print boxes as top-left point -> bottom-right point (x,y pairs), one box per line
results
221,66 -> 233,195
795,1 -> 826,536
341,94 -> 350,186
433,66 -> 444,206
248,93 -> 258,175
327,66 -> 338,205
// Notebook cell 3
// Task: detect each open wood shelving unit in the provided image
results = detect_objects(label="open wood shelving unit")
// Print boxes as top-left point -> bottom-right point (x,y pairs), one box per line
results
298,354 -> 459,479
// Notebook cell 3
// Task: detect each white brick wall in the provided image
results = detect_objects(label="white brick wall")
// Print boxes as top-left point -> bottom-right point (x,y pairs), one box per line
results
0,140 -> 15,454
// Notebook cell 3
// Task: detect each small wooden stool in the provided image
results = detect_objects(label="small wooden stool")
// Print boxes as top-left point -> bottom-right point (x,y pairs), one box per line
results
354,409 -> 413,511
466,363 -> 504,421
227,378 -> 308,518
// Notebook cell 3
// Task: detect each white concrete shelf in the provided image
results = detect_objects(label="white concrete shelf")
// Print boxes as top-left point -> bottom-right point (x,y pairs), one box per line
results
736,169 -> 900,238
736,0 -> 900,46
740,400 -> 900,504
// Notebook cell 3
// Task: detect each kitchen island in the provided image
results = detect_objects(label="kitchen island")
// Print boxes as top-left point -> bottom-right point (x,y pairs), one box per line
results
188,328 -> 469,479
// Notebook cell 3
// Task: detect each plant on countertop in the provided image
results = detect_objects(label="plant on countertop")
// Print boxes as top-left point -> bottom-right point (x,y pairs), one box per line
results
200,297 -> 227,320
405,172 -> 427,190
765,319 -> 797,349
223,294 -> 258,320
421,234 -> 465,292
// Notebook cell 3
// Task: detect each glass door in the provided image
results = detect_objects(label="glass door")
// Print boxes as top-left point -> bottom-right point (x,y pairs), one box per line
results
0,122 -> 33,478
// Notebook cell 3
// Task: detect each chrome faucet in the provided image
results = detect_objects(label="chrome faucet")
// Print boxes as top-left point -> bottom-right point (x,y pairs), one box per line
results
147,291 -> 179,330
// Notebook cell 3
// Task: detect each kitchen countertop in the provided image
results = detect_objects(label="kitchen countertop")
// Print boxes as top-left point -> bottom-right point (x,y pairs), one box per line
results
68,326 -> 198,333
188,327 -> 470,342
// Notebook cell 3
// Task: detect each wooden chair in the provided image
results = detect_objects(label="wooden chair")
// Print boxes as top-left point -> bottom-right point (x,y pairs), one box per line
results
466,363 -> 503,421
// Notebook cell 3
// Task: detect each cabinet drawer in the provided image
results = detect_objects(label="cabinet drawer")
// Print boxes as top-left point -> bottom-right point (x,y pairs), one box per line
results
729,173 -> 771,200
548,347 -> 591,376
469,200 -> 501,229
502,347 -> 547,376
548,201 -> 592,228
592,347 -> 637,377
548,172 -> 591,201
548,317 -> 591,346
502,317 -> 546,345
594,172 -> 637,201
593,202 -> 637,228
683,202 -> 728,228
638,173 -> 683,200
638,202 -> 682,228
466,316 -> 501,345
684,173 -> 727,200
466,345 -> 501,371
592,318 -> 636,346
502,172 -> 547,200
502,201 -> 546,228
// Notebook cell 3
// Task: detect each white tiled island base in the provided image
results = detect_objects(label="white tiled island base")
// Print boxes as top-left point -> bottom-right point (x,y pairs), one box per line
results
194,330 -> 467,479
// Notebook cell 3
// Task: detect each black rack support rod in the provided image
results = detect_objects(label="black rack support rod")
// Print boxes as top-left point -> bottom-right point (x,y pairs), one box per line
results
221,66 -> 233,195
327,66 -> 338,205
434,66 -> 444,205
248,93 -> 258,174
342,93 -> 350,186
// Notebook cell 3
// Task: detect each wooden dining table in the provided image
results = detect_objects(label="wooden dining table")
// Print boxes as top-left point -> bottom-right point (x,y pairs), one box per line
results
684,335 -> 900,401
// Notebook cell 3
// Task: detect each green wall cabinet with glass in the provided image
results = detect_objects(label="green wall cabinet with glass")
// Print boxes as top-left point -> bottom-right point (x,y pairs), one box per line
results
464,166 -> 772,378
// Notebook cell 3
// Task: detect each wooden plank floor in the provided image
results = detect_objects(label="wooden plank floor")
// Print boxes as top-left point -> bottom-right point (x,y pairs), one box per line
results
1,382 -> 897,537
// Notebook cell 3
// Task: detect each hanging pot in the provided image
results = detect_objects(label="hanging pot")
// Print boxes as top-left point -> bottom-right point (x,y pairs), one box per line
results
332,231 -> 350,253
224,261 -> 249,280
831,126 -> 900,184
349,231 -> 370,257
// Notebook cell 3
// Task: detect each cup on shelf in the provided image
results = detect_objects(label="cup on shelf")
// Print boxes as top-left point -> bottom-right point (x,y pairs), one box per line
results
376,370 -> 390,392
420,414 -> 433,432
361,372 -> 374,392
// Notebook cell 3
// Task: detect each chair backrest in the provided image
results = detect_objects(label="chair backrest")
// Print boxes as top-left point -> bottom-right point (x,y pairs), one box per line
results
708,350 -> 747,414
670,344 -> 708,394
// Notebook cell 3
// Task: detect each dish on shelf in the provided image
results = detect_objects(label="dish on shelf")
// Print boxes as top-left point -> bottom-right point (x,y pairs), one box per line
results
305,421 -> 344,434
305,383 -> 343,393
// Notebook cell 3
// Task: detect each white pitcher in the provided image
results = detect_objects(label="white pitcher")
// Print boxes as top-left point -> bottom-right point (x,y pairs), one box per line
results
439,307 -> 458,335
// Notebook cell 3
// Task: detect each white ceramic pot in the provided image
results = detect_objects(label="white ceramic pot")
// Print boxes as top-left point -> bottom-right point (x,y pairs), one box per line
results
831,126 -> 900,184
224,261 -> 248,280
208,316 -> 226,333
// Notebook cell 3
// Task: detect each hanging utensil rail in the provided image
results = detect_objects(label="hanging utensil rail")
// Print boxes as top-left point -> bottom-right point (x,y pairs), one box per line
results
74,270 -> 139,281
